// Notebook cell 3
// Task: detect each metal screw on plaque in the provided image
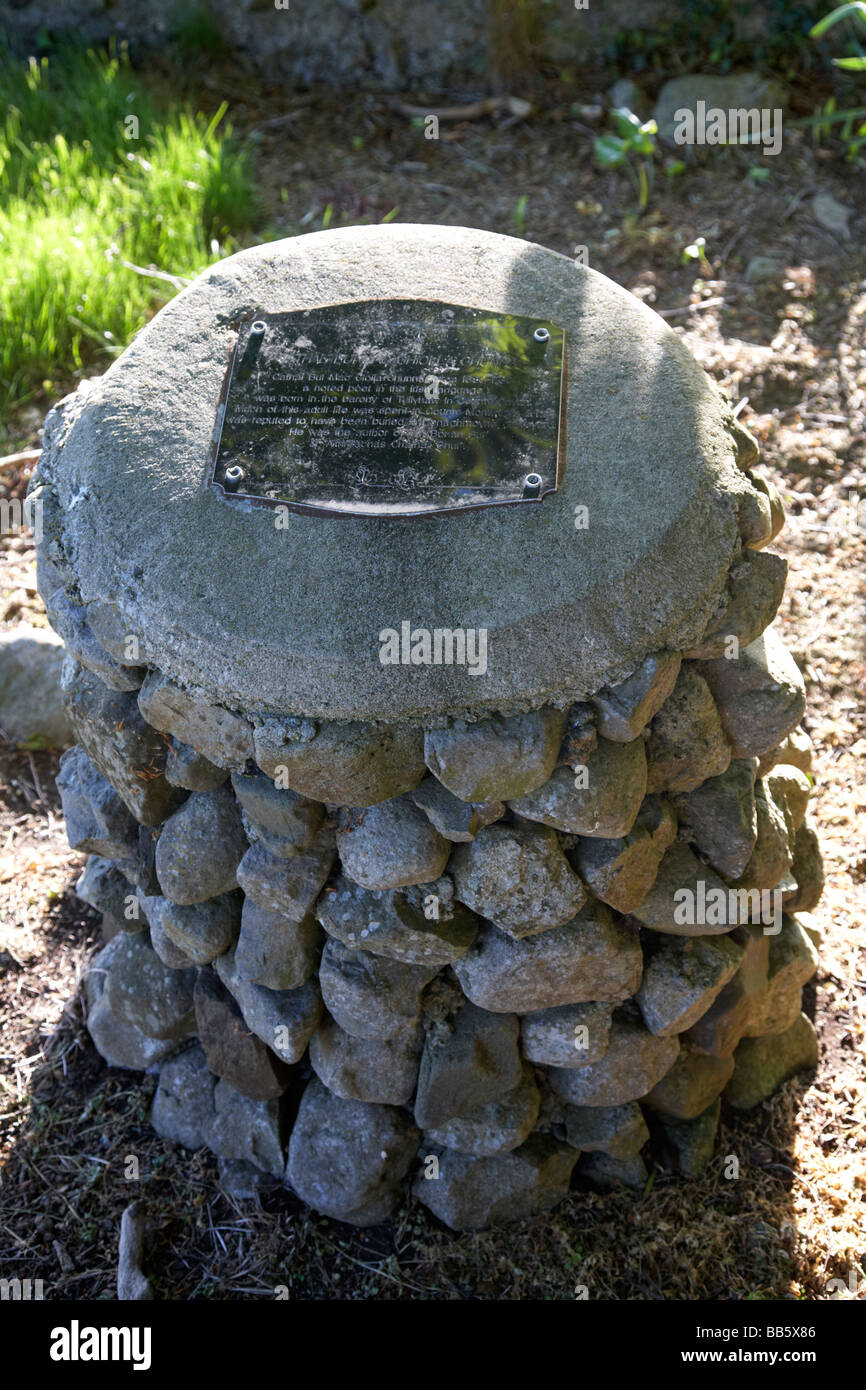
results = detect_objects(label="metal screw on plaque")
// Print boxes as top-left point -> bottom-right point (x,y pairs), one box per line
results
533,326 -> 550,344
523,472 -> 543,499
250,320 -> 266,336
224,465 -> 244,493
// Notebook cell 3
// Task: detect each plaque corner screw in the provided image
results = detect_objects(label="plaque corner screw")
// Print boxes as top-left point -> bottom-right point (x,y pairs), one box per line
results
224,465 -> 245,492
533,326 -> 550,344
523,472 -> 543,499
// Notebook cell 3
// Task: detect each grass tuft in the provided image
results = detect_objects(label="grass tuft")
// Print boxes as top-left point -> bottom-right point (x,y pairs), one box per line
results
0,43 -> 255,411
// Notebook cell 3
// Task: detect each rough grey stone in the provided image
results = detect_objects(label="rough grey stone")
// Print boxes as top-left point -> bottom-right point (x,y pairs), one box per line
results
96,914 -> 126,945
235,832 -> 336,921
104,930 -> 197,1042
744,256 -> 786,287
796,911 -> 823,951
414,1002 -> 521,1128
569,794 -> 677,913
658,1098 -> 721,1177
450,821 -> 586,938
253,717 -> 425,806
132,824 -> 161,898
231,768 -> 323,852
309,1014 -> 421,1104
783,822 -> 824,913
77,855 -> 145,933
729,421 -> 760,470
609,76 -> 650,117
631,841 -> 743,936
148,914 -> 198,970
217,1157 -> 279,1198
44,589 -> 144,691
424,708 -> 566,802
138,670 -> 253,770
812,190 -> 852,238
510,735 -> 647,838
316,873 -> 477,967
286,1078 -> 419,1225
57,746 -> 138,859
653,73 -> 787,146
697,628 -> 806,758
672,757 -> 758,879
520,1002 -> 613,1068
684,551 -> 787,660
645,664 -> 731,794
578,1150 -> 649,1190
335,794 -> 450,890
235,896 -> 323,990
558,703 -> 598,767
118,1208 -> 154,1297
425,1063 -> 540,1156
151,1045 -> 215,1150
743,914 -> 818,1038
62,660 -> 183,825
548,1013 -> 679,1108
591,651 -> 681,742
86,992 -> 176,1070
319,938 -> 438,1040
737,482 -> 775,550
164,737 -> 228,791
32,226 -> 755,723
729,779 -> 793,891
194,968 -> 291,1100
765,764 -> 811,835
213,943 -> 322,1063
454,904 -> 642,1013
413,1134 -> 578,1231
85,937 -> 180,1070
411,775 -> 504,841
725,1013 -> 818,1110
203,0 -> 489,92
759,726 -> 813,778
208,1078 -> 286,1177
743,471 -> 785,549
0,623 -> 72,747
637,934 -> 744,1037
563,1102 -> 649,1158
144,892 -> 240,966
642,1044 -> 734,1119
684,924 -> 770,1057
82,598 -> 150,671
156,786 -> 247,905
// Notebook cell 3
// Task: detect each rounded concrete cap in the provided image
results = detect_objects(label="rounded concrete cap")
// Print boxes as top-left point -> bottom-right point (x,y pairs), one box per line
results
35,224 -> 752,723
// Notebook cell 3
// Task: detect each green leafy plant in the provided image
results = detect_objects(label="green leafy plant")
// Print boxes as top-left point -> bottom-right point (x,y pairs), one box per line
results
594,108 -> 658,210
681,236 -> 711,271
811,1 -> 866,67
512,193 -> 529,237
809,3 -> 866,156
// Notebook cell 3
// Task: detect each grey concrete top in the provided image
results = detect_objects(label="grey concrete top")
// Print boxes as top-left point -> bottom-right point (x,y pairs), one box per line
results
34,225 -> 754,723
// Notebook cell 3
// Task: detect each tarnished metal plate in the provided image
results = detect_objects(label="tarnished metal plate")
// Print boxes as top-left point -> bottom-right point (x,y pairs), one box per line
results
208,300 -> 566,517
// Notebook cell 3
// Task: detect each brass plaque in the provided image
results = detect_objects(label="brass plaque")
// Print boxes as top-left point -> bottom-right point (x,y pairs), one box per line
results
208,300 -> 566,517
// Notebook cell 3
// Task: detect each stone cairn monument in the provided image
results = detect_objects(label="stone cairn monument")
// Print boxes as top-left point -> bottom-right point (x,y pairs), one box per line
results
32,226 -> 824,1230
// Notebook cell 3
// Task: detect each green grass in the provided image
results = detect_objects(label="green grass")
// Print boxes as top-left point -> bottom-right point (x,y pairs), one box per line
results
0,44 -> 256,413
